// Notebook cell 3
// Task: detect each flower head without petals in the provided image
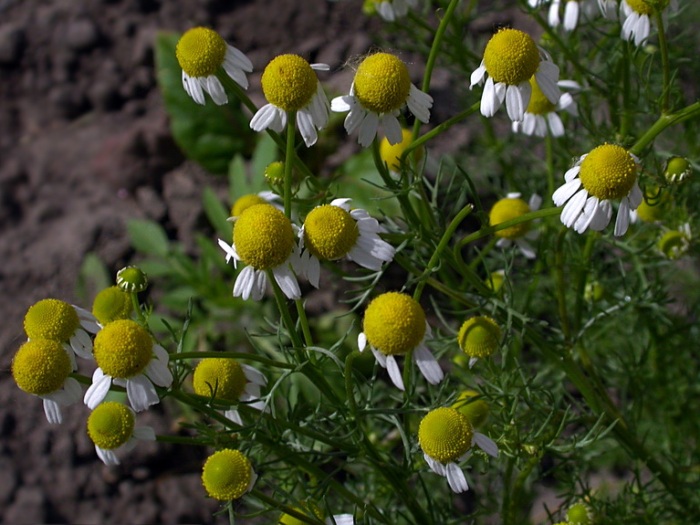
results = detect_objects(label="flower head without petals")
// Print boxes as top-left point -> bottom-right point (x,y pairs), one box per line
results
458,316 -> 502,367
489,192 -> 542,259
201,449 -> 256,501
87,401 -> 155,465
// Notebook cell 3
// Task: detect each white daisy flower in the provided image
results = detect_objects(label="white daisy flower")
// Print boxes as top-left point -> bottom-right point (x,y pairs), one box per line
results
552,144 -> 642,236
250,54 -> 330,147
512,79 -> 579,138
87,401 -> 155,466
598,0 -> 619,19
84,319 -> 173,412
470,28 -> 560,122
176,27 -> 253,105
358,292 -> 443,391
549,0 -> 601,31
331,52 -> 433,147
418,407 -> 499,493
192,357 -> 268,425
298,198 -> 395,287
218,203 -> 302,301
620,0 -> 653,45
12,338 -> 83,424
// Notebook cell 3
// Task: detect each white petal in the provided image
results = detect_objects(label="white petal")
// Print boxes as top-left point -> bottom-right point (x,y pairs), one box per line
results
469,63 -> 486,88
573,196 -> 599,233
242,364 -> 267,386
84,369 -> 111,409
225,409 -> 243,425
43,399 -> 62,424
272,264 -> 301,300
134,426 -> 156,441
552,179 -> 582,206
560,188 -> 588,228
515,238 -> 536,259
445,462 -> 469,493
358,332 -> 367,352
296,110 -> 318,147
413,344 -> 443,385
565,165 -> 581,182
506,82 -> 530,122
480,77 -> 499,117
96,446 -> 120,466
145,356 -> 173,388
385,355 -> 405,391
473,432 -> 500,457
218,239 -> 238,265
69,329 -> 93,359
564,0 -> 579,31
535,61 -> 561,103
233,266 -> 257,300
126,375 -> 159,412
331,95 -> 354,113
328,514 -> 354,525
206,76 -> 228,105
629,182 -> 643,208
358,111 -> 379,147
547,112 -> 565,137
423,453 -> 446,475
407,84 -> 432,123
382,113 -> 403,145
614,198 -> 631,236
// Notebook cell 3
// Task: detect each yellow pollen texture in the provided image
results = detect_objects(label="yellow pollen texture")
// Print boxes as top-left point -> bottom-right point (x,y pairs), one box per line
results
363,292 -> 426,356
578,144 -> 638,200
231,194 -> 268,217
489,197 -> 532,239
458,316 -> 501,359
419,407 -> 473,464
87,401 -> 135,450
303,205 -> 359,261
626,0 -> 655,15
176,27 -> 227,78
93,319 -> 153,379
526,76 -> 556,115
24,298 -> 79,342
233,204 -> 295,270
353,53 -> 411,114
279,503 -> 325,525
193,358 -> 247,402
12,339 -> 71,395
261,54 -> 318,112
380,129 -> 423,171
202,449 -> 252,501
92,286 -> 132,326
483,29 -> 540,85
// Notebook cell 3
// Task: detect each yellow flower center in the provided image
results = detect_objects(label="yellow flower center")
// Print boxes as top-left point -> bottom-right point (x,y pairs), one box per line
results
362,292 -> 426,356
419,407 -> 473,464
566,502 -> 593,525
489,197 -> 532,239
303,205 -> 359,261
635,189 -> 668,223
485,271 -> 505,293
93,319 -> 154,379
578,144 -> 638,200
483,29 -> 540,86
116,266 -> 149,293
452,390 -> 490,429
664,156 -> 691,183
279,502 -> 324,525
658,229 -> 690,260
625,0 -> 657,15
92,286 -> 133,326
261,54 -> 318,112
525,76 -> 556,115
353,53 -> 411,114
458,316 -> 501,359
265,161 -> 285,184
192,358 -> 247,402
231,194 -> 269,217
379,129 -> 424,172
12,339 -> 71,395
24,298 -> 80,342
87,401 -> 135,450
176,27 -> 227,78
233,204 -> 295,270
202,449 -> 252,501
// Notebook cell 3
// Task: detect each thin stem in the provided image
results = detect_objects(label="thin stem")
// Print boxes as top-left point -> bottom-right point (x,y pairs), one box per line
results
371,139 -> 421,227
654,9 -> 671,114
630,101 -> 700,155
283,113 -> 296,219
266,269 -> 304,350
130,292 -> 147,325
554,228 -> 571,341
421,0 -> 460,94
545,132 -> 555,205
295,299 -> 314,347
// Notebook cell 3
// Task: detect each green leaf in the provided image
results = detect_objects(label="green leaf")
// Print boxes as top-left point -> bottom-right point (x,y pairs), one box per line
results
154,31 -> 254,174
75,252 -> 111,304
202,186 -> 231,239
127,219 -> 170,257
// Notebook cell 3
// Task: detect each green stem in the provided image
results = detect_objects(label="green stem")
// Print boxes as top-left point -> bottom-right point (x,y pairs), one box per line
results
371,139 -> 421,227
420,0 -> 460,94
553,228 -> 571,341
620,43 -> 632,139
295,299 -> 314,347
630,101 -> 700,155
283,112 -> 296,219
169,351 -> 296,370
266,269 -> 304,349
654,9 -> 671,114
545,132 -> 555,205
130,292 -> 147,325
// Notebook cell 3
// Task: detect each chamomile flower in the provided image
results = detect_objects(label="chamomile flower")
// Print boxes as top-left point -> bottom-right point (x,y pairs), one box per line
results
512,79 -> 579,137
363,0 -> 418,22
657,223 -> 691,259
598,0 -> 619,18
92,286 -> 132,326
489,192 -> 542,259
176,27 -> 253,105
552,144 -> 642,236
457,316 -> 502,368
230,191 -> 281,217
202,449 -> 257,501
298,198 -> 395,287
192,358 -> 267,425
116,266 -> 149,293
84,319 -> 173,412
218,204 -> 301,301
86,401 -> 155,466
620,0 -> 657,46
470,28 -> 560,122
24,298 -> 99,362
250,54 -> 330,147
379,128 -> 424,173
12,339 -> 82,424
331,53 -> 433,147
358,292 -> 443,391
567,502 -> 594,525
418,407 -> 498,493
664,157 -> 692,184
548,0 -> 599,31
279,502 -> 354,525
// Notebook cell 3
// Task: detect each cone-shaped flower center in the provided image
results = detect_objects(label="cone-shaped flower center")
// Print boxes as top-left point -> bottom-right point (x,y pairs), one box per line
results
303,205 -> 359,261
24,298 -> 79,342
12,339 -> 71,395
578,144 -> 638,200
193,358 -> 247,402
626,0 -> 657,15
232,194 -> 269,217
93,319 -> 153,378
363,292 -> 426,356
525,76 -> 556,115
452,390 -> 490,429
354,53 -> 411,114
419,407 -> 473,464
87,401 -> 135,450
116,266 -> 149,293
202,449 -> 252,501
176,27 -> 227,78
489,197 -> 532,239
279,502 -> 324,525
93,286 -> 132,326
458,316 -> 501,359
234,204 -> 295,269
483,29 -> 540,85
261,54 -> 318,112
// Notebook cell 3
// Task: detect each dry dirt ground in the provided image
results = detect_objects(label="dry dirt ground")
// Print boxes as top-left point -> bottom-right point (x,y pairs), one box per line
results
0,1 -> 379,523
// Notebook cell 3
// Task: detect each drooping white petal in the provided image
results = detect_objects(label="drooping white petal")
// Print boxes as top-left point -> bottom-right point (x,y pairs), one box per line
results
382,113 -> 403,145
272,264 -> 301,300
327,514 -> 355,525
535,61 -> 561,103
407,84 -> 433,123
331,95 -> 354,113
84,369 -> 112,409
134,426 -> 156,441
469,63 -> 486,88
552,179 -> 582,206
126,374 -> 159,412
445,462 -> 469,493
629,182 -> 643,208
242,364 -> 267,386
233,265 -> 257,300
385,355 -> 405,391
96,446 -> 119,466
473,432 -> 500,457
145,356 -> 173,388
560,188 -> 589,228
296,110 -> 318,147
370,346 -> 387,367
224,408 -> 243,425
358,332 -> 367,352
614,198 -> 631,236
564,0 -> 579,31
69,329 -> 94,359
413,344 -> 443,385
43,399 -> 62,424
206,75 -> 228,105
358,111 -> 380,147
